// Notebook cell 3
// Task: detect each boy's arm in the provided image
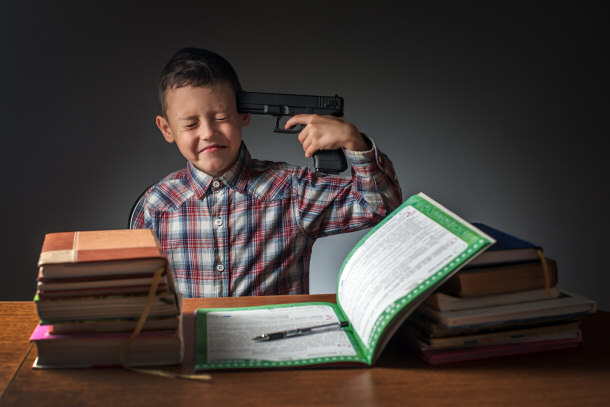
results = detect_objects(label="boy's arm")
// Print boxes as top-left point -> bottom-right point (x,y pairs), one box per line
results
288,115 -> 403,237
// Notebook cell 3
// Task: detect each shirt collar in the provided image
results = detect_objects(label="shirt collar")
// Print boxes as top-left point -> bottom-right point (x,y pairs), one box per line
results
186,143 -> 251,199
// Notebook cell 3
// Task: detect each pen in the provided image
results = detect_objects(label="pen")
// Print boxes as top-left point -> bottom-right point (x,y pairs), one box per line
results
252,321 -> 349,341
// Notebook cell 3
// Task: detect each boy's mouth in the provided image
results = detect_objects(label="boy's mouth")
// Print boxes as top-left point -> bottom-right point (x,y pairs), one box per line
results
200,144 -> 227,154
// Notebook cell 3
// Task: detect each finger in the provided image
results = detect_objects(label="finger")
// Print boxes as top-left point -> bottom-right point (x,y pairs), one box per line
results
305,144 -> 317,158
301,134 -> 312,157
284,114 -> 313,130
297,126 -> 309,144
304,132 -> 320,158
297,129 -> 316,158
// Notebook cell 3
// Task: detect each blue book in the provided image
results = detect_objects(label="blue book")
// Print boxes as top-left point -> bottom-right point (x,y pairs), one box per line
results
466,223 -> 541,267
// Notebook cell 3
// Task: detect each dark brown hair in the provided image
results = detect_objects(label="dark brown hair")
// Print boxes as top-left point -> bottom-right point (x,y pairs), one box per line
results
158,47 -> 242,117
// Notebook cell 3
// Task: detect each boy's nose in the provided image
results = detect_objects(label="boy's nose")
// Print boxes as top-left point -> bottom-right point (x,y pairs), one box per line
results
197,121 -> 216,139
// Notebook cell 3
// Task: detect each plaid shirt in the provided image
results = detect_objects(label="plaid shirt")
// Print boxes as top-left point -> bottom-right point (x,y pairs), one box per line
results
131,140 -> 402,297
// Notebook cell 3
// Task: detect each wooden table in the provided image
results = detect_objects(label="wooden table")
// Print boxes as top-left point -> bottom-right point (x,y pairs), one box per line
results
1,296 -> 609,407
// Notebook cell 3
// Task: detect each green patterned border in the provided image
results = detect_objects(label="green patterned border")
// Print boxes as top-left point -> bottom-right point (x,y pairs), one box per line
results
197,354 -> 366,370
195,302 -> 369,370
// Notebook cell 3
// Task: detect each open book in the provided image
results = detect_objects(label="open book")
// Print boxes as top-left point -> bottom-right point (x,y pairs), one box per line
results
194,193 -> 495,370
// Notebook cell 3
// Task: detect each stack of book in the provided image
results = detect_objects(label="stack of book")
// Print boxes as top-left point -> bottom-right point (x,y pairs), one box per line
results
30,229 -> 183,368
404,223 -> 596,364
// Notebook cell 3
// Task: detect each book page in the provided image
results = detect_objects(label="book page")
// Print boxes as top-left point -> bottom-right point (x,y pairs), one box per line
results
197,304 -> 361,369
338,204 -> 468,349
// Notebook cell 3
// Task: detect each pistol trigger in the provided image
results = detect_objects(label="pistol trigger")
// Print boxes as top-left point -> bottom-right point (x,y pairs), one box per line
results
273,116 -> 283,133
274,116 -> 301,134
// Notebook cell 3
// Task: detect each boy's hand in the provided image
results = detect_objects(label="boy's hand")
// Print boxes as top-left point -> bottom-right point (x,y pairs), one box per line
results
285,114 -> 369,158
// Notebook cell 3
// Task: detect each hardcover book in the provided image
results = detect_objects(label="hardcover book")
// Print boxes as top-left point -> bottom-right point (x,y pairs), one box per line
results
194,193 -> 495,370
30,324 -> 183,368
48,316 -> 180,334
466,223 -> 541,267
408,337 -> 583,365
405,312 -> 579,339
424,287 -> 561,312
440,258 -> 558,297
415,290 -> 596,328
35,292 -> 180,322
37,229 -> 168,279
405,320 -> 581,349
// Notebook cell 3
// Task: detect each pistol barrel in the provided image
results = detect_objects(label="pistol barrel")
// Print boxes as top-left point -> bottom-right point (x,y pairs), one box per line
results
237,92 -> 344,116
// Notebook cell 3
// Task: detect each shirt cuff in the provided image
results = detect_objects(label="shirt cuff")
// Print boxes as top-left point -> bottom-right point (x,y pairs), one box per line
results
344,133 -> 384,174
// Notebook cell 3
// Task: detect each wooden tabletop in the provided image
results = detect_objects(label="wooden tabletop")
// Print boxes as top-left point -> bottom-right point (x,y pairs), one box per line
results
0,302 -> 38,396
1,296 -> 609,407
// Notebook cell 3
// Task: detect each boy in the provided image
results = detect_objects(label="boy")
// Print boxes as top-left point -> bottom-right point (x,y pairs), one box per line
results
131,47 -> 402,297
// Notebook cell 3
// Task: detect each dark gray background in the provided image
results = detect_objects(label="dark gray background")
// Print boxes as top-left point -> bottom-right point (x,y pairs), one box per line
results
2,1 -> 608,309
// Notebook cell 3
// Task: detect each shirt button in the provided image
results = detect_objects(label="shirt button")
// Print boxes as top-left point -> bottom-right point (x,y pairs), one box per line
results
216,264 -> 225,272
212,180 -> 221,188
214,218 -> 223,227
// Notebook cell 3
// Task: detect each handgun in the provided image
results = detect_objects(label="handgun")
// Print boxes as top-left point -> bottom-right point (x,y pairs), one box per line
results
237,91 -> 348,174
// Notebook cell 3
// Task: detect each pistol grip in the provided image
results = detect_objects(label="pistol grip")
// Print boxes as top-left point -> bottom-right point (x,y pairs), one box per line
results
313,149 -> 348,174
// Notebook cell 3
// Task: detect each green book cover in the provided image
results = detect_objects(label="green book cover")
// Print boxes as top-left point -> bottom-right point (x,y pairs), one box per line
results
195,193 -> 495,370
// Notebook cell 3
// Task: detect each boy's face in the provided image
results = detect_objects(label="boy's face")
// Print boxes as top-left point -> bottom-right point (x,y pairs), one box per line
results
156,83 -> 250,177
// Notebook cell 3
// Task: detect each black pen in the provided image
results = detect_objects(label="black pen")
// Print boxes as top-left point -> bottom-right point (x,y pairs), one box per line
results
252,321 -> 349,341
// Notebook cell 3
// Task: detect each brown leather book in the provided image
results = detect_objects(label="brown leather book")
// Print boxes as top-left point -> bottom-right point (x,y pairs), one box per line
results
440,258 -> 558,297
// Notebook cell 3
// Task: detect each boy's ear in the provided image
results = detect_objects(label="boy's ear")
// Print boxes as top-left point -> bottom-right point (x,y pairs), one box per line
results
241,114 -> 251,128
156,116 -> 175,143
